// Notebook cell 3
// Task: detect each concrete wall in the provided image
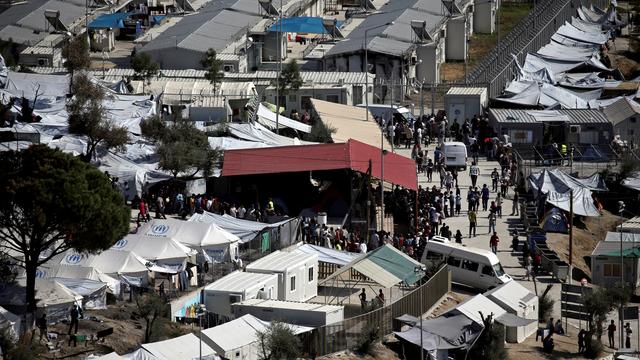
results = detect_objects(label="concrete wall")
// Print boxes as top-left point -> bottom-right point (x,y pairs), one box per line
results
474,0 -> 495,34
446,16 -> 467,61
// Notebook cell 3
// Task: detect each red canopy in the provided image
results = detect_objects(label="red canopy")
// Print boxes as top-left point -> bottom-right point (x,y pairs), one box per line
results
222,139 -> 417,190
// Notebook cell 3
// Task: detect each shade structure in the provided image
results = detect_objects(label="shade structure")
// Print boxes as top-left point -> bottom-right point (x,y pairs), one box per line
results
268,17 -> 343,34
222,139 -> 417,190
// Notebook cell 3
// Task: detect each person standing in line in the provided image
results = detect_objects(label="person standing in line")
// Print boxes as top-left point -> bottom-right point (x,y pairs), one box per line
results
625,322 -> 632,349
489,232 -> 499,254
469,162 -> 480,188
496,193 -> 503,218
491,168 -> 500,192
481,184 -> 490,211
488,211 -> 497,234
608,320 -> 617,348
455,193 -> 462,216
68,304 -> 81,335
359,288 -> 367,310
468,210 -> 477,238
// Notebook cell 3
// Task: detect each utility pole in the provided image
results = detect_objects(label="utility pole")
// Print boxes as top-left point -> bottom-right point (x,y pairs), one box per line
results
619,201 -> 626,349
275,0 -> 282,134
430,82 -> 435,116
569,189 -> 573,284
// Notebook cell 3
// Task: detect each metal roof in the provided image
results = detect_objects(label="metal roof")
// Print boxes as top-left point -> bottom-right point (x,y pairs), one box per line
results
604,231 -> 640,243
246,250 -> 317,273
141,0 -> 300,55
446,87 -> 487,96
488,108 -> 610,124
28,67 -> 375,84
204,271 -> 278,292
621,217 -> 640,233
592,240 -> 640,256
603,97 -> 640,126
325,0 -> 448,57
20,46 -> 56,55
233,298 -> 343,313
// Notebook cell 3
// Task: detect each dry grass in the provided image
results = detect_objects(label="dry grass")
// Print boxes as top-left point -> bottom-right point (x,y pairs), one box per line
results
545,209 -> 624,280
441,2 -> 533,82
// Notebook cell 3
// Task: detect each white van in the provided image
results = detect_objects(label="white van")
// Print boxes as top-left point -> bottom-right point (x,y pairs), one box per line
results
442,141 -> 468,170
357,104 -> 415,124
421,241 -> 512,290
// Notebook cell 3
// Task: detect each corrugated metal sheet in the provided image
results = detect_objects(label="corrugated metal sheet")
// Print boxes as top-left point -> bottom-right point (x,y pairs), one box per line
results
353,260 -> 401,288
246,250 -> 316,273
603,98 -> 640,125
604,231 -> 640,243
18,0 -> 85,31
489,108 -> 610,124
446,87 -> 487,96
326,0 -> 448,57
21,46 -> 55,55
592,240 -> 640,256
0,25 -> 47,46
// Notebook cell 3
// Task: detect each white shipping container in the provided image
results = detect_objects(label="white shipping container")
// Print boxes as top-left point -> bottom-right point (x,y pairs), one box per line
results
231,298 -> 344,327
203,271 -> 278,317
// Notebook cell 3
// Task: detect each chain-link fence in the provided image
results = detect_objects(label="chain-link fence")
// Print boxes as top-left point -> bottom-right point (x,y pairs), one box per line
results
464,0 -> 611,98
301,266 -> 451,357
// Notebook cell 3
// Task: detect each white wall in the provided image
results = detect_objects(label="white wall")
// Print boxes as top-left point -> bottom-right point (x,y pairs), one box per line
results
474,0 -> 496,34
416,43 -> 440,84
446,16 -> 467,61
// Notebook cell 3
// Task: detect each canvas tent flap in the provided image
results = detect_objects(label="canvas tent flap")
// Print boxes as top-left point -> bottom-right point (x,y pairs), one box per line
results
256,103 -> 312,133
495,312 -> 537,327
320,244 -> 425,288
0,306 -> 21,341
295,244 -> 359,266
142,333 -> 219,360
545,188 -> 601,217
394,314 -> 483,351
188,211 -> 296,244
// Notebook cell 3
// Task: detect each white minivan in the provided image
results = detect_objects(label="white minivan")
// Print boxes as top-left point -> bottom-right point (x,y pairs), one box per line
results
442,141 -> 468,170
421,241 -> 512,290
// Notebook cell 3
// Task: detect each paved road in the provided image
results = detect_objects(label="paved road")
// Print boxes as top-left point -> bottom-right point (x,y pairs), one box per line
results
394,142 -> 640,352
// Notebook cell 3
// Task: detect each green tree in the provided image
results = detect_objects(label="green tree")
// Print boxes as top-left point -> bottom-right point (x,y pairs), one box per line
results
135,293 -> 167,343
257,321 -> 301,360
61,36 -> 90,91
140,115 -> 219,178
201,48 -> 224,90
0,146 -> 130,314
131,52 -> 160,83
67,73 -> 129,162
470,312 -> 507,360
277,59 -> 303,96
306,119 -> 336,143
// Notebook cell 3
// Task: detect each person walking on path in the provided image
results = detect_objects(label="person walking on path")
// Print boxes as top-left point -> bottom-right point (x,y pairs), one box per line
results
469,162 -> 480,188
490,232 -> 499,254
496,193 -> 503,218
468,210 -> 477,237
608,320 -> 617,348
455,193 -> 462,216
488,211 -> 497,233
491,168 -> 499,192
481,184 -> 490,211
511,191 -> 520,216
37,313 -> 48,343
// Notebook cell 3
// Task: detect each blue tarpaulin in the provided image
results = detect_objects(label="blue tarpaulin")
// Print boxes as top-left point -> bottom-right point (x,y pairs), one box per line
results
268,17 -> 343,34
151,15 -> 165,25
89,12 -> 132,29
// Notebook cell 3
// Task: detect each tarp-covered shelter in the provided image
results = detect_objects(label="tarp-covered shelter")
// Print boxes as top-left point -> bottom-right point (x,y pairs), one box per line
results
255,103 -> 311,133
309,98 -> 392,149
394,314 -> 483,359
294,244 -> 360,267
484,281 -> 538,343
528,169 -> 606,217
320,244 -> 425,290
0,306 -> 21,341
222,139 -> 417,191
622,172 -> 640,192
55,249 -> 150,283
201,314 -> 313,360
542,207 -> 569,233
139,219 -> 240,262
86,349 -> 160,360
268,17 -> 344,35
53,278 -> 108,309
142,333 -> 219,360
0,279 -> 83,322
188,211 -> 299,245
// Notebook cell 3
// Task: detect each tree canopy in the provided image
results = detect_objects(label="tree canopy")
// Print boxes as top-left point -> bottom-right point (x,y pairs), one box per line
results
132,52 -> 160,82
0,145 -> 130,312
277,60 -> 303,95
62,36 -> 90,75
201,48 -> 224,89
257,321 -> 301,360
140,115 -> 219,178
67,73 -> 129,161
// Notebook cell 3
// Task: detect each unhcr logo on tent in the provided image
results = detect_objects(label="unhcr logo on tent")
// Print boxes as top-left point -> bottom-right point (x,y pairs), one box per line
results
35,269 -> 46,278
148,224 -> 170,236
66,253 -> 83,264
113,239 -> 128,249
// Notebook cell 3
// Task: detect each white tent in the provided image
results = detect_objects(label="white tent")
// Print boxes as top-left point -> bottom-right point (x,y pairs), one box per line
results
32,264 -> 119,294
294,244 -> 359,266
56,249 -> 150,280
201,314 -> 312,360
53,278 -> 108,310
255,103 -> 312,133
142,333 -> 219,360
447,294 -> 507,325
0,306 -> 21,342
0,279 -> 83,322
112,235 -> 196,272
140,219 -> 239,262
86,349 -> 160,360
188,211 -> 296,244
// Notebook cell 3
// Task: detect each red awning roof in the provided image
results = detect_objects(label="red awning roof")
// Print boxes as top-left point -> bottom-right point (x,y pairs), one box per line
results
222,139 -> 417,190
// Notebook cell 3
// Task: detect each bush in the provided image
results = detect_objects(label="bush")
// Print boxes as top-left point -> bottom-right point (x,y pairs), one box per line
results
356,321 -> 381,355
538,292 -> 554,321
257,321 -> 301,360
